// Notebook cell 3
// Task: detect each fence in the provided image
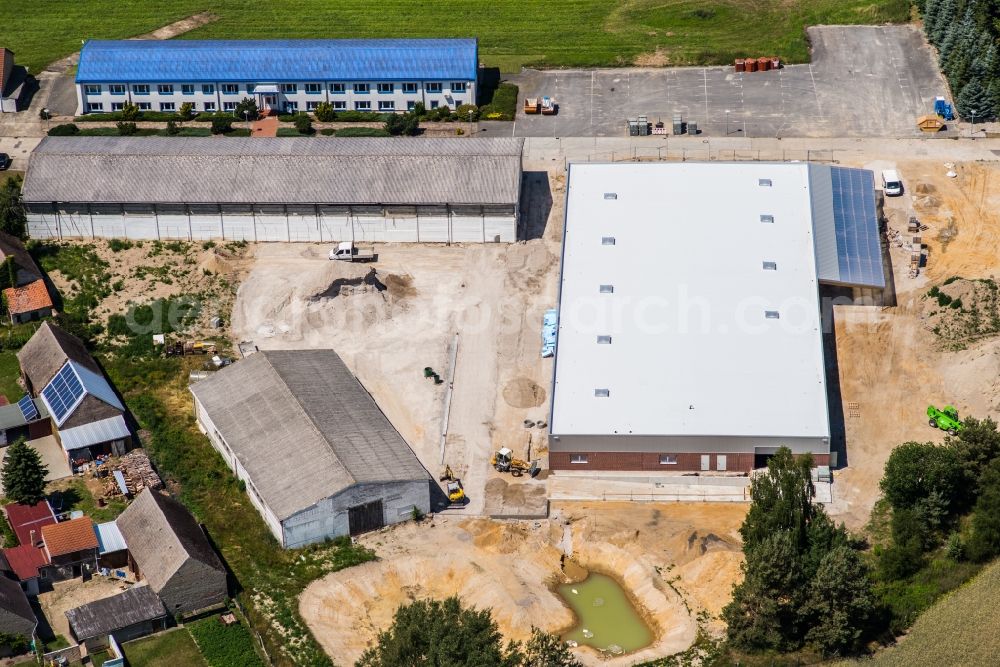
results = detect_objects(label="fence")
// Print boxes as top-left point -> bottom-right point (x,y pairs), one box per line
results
566,146 -> 840,166
41,643 -> 82,665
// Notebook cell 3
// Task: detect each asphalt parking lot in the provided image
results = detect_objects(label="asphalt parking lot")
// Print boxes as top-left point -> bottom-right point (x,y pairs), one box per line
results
513,26 -> 949,138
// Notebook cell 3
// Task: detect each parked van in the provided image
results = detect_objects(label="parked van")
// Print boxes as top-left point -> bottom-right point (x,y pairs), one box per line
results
882,169 -> 903,196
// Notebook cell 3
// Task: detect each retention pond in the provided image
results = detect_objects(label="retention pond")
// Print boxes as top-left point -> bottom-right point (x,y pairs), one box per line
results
556,572 -> 653,656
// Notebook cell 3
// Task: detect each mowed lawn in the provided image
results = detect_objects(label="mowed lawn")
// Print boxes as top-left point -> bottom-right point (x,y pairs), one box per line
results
2,0 -> 911,74
123,628 -> 208,667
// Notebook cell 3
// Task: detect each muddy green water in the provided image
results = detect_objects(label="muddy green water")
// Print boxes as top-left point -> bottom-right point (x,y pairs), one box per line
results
556,573 -> 653,655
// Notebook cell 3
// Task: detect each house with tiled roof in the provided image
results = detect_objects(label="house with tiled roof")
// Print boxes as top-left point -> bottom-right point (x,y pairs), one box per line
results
0,231 -> 53,324
40,517 -> 98,581
0,502 -> 57,594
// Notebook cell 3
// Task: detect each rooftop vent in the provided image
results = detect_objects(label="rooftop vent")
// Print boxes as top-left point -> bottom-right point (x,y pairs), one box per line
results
763,261 -> 777,271
604,192 -> 618,200
601,236 -> 616,246
765,310 -> 780,319
594,388 -> 610,398
758,178 -> 773,187
760,214 -> 774,223
596,335 -> 612,344
599,284 -> 614,294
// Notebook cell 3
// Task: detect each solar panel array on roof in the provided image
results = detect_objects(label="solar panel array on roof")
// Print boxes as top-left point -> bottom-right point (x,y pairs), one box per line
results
41,363 -> 85,425
829,167 -> 884,288
16,395 -> 38,422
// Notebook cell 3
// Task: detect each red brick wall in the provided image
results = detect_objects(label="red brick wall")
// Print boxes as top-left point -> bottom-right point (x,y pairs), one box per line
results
550,451 -> 829,472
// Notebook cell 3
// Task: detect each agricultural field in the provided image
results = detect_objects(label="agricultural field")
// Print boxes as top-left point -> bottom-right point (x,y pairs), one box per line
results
2,0 -> 911,74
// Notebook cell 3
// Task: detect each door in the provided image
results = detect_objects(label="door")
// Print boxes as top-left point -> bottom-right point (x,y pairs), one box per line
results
700,455 -> 711,471
348,500 -> 385,536
717,455 -> 727,471
263,94 -> 276,110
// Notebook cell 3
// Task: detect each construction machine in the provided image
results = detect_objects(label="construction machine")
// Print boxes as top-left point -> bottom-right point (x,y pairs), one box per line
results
927,405 -> 964,435
492,447 -> 540,477
446,479 -> 466,504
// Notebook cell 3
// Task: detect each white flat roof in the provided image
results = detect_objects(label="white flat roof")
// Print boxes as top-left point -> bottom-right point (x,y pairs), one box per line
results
550,162 -> 830,439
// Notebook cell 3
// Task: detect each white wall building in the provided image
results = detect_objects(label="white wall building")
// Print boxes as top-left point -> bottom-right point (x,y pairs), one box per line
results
21,136 -> 523,243
74,39 -> 478,116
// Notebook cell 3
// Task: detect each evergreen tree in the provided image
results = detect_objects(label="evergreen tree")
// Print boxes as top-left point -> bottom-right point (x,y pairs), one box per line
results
739,447 -> 816,554
0,175 -> 27,240
802,546 -> 877,656
0,439 -> 48,506
931,0 -> 957,46
937,9 -> 962,62
923,0 -> 943,45
967,459 -> 1000,562
957,77 -> 994,119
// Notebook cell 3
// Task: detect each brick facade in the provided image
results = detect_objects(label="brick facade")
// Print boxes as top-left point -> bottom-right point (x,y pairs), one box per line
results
550,451 -> 830,472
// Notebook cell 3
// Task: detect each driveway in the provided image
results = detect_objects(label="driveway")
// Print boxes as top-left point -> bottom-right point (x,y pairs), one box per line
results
512,25 -> 950,138
0,436 -> 73,495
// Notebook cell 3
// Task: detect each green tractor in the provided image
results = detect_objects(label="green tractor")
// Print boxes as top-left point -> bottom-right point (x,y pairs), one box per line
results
927,405 -> 964,436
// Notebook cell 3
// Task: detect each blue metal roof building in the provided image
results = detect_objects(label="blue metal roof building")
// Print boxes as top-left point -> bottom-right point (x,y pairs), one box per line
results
76,38 -> 479,83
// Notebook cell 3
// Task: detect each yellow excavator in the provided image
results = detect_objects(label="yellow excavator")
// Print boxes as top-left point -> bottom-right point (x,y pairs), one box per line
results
491,448 -> 541,477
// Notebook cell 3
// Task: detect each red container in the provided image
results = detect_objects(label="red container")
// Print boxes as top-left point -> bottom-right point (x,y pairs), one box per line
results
734,58 -> 745,72
746,58 -> 758,72
757,57 -> 770,71
771,57 -> 781,70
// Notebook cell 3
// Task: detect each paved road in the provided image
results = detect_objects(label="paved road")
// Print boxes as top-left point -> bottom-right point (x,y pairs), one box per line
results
513,25 -> 949,138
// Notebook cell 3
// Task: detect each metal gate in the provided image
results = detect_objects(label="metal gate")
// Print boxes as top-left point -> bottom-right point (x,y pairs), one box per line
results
348,500 -> 385,536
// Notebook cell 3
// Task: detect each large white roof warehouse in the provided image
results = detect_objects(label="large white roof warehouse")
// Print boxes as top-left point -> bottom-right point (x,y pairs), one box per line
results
548,162 -> 885,473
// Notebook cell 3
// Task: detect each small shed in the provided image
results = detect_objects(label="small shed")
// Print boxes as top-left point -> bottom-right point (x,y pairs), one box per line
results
66,584 -> 167,652
95,521 -> 128,569
917,114 -> 944,132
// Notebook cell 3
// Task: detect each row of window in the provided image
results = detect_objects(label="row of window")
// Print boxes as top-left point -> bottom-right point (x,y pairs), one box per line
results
85,99 -> 448,113
569,454 -> 680,464
83,82 -> 467,96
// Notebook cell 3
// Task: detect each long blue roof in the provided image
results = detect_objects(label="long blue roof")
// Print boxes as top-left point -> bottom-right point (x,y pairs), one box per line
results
77,38 -> 478,83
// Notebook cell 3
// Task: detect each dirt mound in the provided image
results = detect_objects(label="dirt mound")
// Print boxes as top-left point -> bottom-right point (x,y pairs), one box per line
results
197,250 -> 235,275
923,278 -> 1000,344
914,182 -> 937,195
383,273 -> 417,299
913,194 -> 941,209
503,377 -> 547,408
506,243 -> 555,291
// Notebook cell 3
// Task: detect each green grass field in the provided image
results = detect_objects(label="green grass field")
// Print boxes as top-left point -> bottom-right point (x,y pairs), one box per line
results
2,0 -> 911,74
124,628 -> 208,667
0,351 -> 23,404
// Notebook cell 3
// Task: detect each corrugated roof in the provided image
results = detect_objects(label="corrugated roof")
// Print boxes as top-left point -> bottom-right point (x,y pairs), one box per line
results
4,501 -> 56,546
3,279 -> 53,316
2,544 -> 48,581
189,350 -> 429,521
95,521 -> 127,554
77,38 -> 478,83
42,517 -> 98,558
0,398 -> 47,430
58,414 -> 130,451
66,584 -> 165,641
22,136 -> 523,206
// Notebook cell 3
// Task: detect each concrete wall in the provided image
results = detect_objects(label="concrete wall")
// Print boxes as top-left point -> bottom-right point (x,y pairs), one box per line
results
27,204 -> 517,244
158,559 -> 227,615
282,479 -> 431,549
77,78 -> 476,115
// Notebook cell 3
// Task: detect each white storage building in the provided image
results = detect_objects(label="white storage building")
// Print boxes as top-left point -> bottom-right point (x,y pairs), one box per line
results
21,136 -> 523,244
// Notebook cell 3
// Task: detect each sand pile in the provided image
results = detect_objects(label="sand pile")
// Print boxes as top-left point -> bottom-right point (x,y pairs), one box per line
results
923,278 -> 1000,343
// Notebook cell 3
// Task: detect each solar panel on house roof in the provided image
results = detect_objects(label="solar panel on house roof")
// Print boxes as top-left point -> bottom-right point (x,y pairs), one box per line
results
16,395 -> 38,422
829,166 -> 884,288
40,362 -> 85,425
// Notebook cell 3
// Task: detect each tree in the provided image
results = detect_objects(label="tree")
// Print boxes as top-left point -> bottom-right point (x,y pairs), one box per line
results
0,175 -> 27,239
740,448 -> 816,555
802,546 -> 876,656
967,459 -> 1000,561
1,438 -> 48,505
957,77 -> 993,120
356,597 -> 522,667
120,102 -> 140,121
314,102 -> 336,122
879,442 -> 967,515
950,417 -> 1000,486
165,120 -> 180,136
522,627 -> 581,667
294,113 -> 314,135
384,112 -> 420,137
234,96 -> 259,121
116,121 -> 138,136
178,102 -> 194,120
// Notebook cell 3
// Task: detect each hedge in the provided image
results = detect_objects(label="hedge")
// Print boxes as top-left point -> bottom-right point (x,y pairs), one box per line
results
74,110 -> 186,122
334,127 -> 390,137
479,83 -> 519,121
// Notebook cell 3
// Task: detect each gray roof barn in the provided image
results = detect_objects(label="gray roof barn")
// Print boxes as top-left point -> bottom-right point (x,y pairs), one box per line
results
66,584 -> 166,641
0,575 -> 36,639
189,350 -> 430,521
0,231 -> 43,287
17,321 -> 101,392
116,489 -> 227,614
22,136 -> 524,206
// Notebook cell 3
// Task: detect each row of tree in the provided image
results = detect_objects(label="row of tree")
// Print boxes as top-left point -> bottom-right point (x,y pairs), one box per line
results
922,0 -> 1000,119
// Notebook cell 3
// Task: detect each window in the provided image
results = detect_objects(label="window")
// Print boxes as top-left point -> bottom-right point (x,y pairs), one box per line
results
137,102 -> 151,110
159,102 -> 175,111
429,100 -> 439,109
765,310 -> 780,319
181,84 -> 195,95
604,192 -> 617,200
355,101 -> 371,111
601,236 -> 616,246
760,214 -> 774,223
599,284 -> 614,293
305,83 -> 322,94
332,101 -> 346,110
570,454 -> 589,464
222,84 -> 239,95
85,102 -> 103,112
407,101 -> 416,111
762,261 -> 777,271
330,83 -> 345,94
111,102 -> 124,111
451,82 -> 467,93
284,101 -> 299,112
202,84 -> 215,94
377,83 -> 394,94
403,82 -> 418,94
426,82 -> 442,93
378,101 -> 395,111
758,178 -> 773,187
84,84 -> 101,95
223,101 -> 236,111
108,84 -> 125,95
596,335 -> 612,344
659,455 -> 678,465
353,83 -> 370,93
157,84 -> 174,95
281,83 -> 297,93
594,388 -> 610,398
246,84 -> 256,94
133,84 -> 150,95
306,101 -> 319,111
203,101 -> 216,112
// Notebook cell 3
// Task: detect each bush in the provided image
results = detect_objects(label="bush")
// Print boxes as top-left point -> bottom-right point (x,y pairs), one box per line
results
313,102 -> 336,122
116,121 -> 138,136
293,113 -> 314,135
211,117 -> 234,135
121,103 -> 139,121
178,102 -> 194,120
188,615 -> 266,667
330,110 -> 391,123
335,127 -> 390,137
165,120 -> 179,135
479,82 -> 519,120
880,442 -> 968,515
48,123 -> 80,136
455,104 -> 480,121
108,239 -> 134,253
234,97 -> 259,121
384,112 -> 419,136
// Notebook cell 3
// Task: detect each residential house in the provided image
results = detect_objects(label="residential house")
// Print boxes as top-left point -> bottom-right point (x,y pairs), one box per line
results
17,321 -> 131,463
75,39 -> 477,115
0,49 -> 27,113
0,501 -> 56,594
0,576 -> 36,654
116,489 -> 227,614
65,584 -> 167,653
0,232 -> 53,324
40,517 -> 98,580
190,350 -> 431,548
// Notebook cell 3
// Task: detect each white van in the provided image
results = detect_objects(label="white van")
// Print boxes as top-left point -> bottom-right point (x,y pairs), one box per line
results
882,169 -> 903,196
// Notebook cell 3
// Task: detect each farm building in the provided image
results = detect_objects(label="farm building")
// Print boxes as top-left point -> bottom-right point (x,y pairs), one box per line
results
65,584 -> 167,653
0,231 -> 54,324
190,350 -> 431,548
21,136 -> 524,243
548,162 -> 886,473
17,322 -> 132,462
0,576 -> 36,649
116,488 -> 227,614
40,517 -> 99,581
75,38 -> 478,116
